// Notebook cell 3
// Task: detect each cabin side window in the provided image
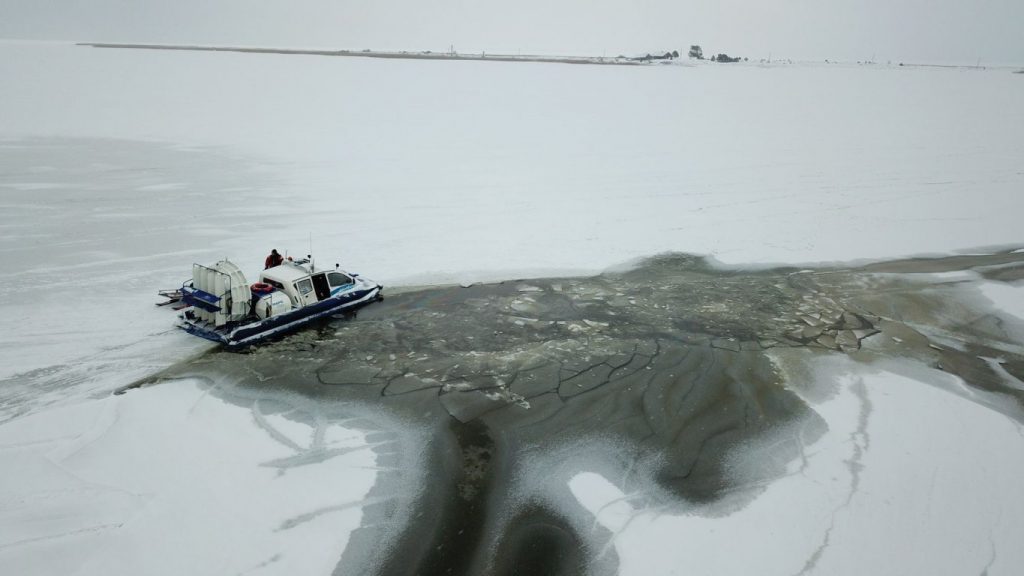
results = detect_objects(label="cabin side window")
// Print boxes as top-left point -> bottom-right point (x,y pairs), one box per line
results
295,279 -> 313,295
328,272 -> 353,287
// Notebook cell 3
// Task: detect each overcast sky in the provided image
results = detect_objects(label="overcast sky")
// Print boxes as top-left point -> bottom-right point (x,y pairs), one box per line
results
2,0 -> 1022,64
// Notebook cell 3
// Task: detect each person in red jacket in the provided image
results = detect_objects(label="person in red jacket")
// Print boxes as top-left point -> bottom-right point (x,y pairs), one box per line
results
264,249 -> 284,269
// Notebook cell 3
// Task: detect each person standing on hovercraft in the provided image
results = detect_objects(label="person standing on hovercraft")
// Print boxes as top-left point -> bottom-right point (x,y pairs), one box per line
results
264,249 -> 284,269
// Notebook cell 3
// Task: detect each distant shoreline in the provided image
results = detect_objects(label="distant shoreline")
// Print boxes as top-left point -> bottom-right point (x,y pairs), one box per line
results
78,42 -> 650,66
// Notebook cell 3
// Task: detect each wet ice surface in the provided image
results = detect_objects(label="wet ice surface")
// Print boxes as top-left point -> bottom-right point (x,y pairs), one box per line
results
109,251 -> 1024,576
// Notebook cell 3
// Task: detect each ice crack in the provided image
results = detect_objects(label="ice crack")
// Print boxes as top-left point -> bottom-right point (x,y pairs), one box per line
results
792,377 -> 872,575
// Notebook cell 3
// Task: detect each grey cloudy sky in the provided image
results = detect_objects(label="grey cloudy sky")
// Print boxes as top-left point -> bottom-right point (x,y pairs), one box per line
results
2,0 -> 1022,64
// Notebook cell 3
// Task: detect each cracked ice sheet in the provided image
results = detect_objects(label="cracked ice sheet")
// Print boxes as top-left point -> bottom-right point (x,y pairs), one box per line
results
568,356 -> 1024,576
0,379 -> 376,576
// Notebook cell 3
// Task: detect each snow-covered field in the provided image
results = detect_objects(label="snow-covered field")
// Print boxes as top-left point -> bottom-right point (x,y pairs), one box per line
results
2,40 -> 1024,574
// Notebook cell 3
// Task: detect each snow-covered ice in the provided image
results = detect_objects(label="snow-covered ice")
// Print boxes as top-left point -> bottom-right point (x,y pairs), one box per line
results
979,281 -> 1024,322
0,379 -> 380,575
568,357 -> 1024,575
2,40 -> 1024,575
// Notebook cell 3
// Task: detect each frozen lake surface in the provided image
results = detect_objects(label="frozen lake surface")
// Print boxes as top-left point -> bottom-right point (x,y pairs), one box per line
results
1,41 -> 1024,575
6,253 -> 1024,575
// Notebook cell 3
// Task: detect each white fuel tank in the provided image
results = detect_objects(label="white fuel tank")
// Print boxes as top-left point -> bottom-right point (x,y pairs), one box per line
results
255,291 -> 293,320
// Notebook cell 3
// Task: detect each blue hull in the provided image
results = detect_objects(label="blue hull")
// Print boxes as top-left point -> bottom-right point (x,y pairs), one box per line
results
179,284 -> 382,348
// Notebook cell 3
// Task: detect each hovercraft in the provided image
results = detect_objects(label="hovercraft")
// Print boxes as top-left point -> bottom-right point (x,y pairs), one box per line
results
175,256 -> 382,348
